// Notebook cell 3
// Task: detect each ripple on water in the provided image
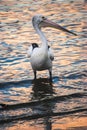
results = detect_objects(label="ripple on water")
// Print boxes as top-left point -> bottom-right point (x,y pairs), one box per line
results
0,0 -> 87,129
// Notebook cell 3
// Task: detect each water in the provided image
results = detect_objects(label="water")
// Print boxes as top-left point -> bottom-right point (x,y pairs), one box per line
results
0,0 -> 87,129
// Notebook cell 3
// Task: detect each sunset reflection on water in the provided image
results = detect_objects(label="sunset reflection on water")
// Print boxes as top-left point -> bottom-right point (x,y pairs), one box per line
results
0,0 -> 87,130
5,117 -> 87,130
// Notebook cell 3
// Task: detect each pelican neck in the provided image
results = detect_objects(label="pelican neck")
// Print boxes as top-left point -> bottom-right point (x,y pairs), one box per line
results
34,25 -> 48,50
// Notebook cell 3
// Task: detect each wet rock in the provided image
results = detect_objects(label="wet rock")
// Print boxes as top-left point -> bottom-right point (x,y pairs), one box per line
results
0,103 -> 8,110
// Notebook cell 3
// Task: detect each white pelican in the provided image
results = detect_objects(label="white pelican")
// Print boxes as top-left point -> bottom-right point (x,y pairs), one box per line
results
27,14 -> 77,80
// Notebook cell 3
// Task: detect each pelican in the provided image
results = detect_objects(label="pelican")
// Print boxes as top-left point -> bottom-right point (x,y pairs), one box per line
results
27,14 -> 77,80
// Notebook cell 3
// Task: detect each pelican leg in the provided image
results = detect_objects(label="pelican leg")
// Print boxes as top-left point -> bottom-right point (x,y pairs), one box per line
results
34,70 -> 36,79
49,70 -> 52,81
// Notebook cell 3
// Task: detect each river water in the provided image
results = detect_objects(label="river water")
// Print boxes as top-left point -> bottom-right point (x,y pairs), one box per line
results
0,0 -> 87,130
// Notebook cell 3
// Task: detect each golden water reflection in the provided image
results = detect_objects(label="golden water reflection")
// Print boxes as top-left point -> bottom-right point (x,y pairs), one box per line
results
6,117 -> 87,130
0,0 -> 87,129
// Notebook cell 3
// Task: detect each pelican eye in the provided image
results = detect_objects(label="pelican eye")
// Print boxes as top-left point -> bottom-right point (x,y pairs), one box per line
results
42,16 -> 46,20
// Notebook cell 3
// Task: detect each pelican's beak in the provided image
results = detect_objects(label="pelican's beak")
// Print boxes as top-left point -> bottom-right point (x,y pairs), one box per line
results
41,18 -> 77,36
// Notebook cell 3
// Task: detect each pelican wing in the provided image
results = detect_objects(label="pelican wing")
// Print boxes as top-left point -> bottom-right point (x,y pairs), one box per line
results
48,47 -> 54,61
27,46 -> 33,58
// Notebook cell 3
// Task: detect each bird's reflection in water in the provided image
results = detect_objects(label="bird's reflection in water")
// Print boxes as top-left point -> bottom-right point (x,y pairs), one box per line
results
32,78 -> 54,99
31,78 -> 55,130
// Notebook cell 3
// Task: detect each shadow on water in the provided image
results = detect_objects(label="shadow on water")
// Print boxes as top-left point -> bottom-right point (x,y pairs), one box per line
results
32,78 -> 54,99
0,78 -> 87,130
31,78 -> 54,130
0,78 -> 55,130
0,77 -> 55,111
0,79 -> 54,130
30,78 -> 87,130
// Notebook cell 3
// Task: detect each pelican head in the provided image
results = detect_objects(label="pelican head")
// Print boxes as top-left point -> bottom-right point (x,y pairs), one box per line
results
32,14 -> 77,36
